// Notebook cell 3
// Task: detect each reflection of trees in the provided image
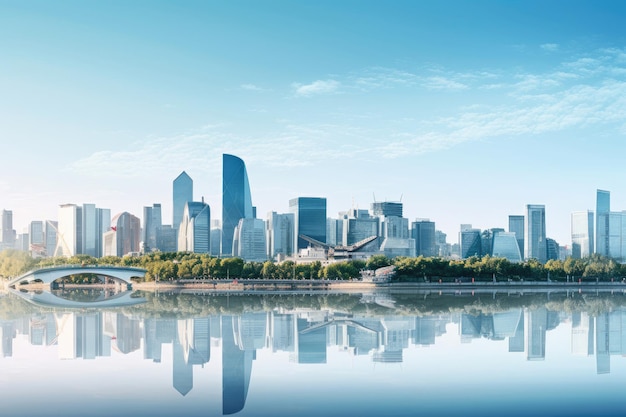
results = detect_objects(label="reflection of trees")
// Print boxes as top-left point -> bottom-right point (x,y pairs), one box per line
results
5,289 -> 626,321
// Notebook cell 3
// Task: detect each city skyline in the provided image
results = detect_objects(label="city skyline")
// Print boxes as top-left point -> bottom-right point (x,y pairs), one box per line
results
2,1 -> 626,245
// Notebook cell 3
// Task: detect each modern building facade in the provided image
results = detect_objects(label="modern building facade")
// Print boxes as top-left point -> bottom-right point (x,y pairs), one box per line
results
210,220 -> 222,257
177,201 -> 210,253
571,210 -> 594,259
412,219 -> 437,257
82,204 -> 110,258
54,204 -> 82,257
173,171 -> 193,240
289,197 -> 327,252
342,209 -> 379,246
596,189 -> 610,257
266,212 -> 294,260
525,204 -> 547,263
143,204 -> 162,253
459,226 -> 481,259
508,215 -> 524,258
491,231 -> 522,263
1,209 -> 15,250
370,201 -> 403,218
103,212 -> 141,257
233,218 -> 267,262
222,154 -> 254,257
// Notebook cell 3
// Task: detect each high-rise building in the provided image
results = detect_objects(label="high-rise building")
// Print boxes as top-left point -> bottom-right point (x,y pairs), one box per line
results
29,221 -> 45,256
177,201 -> 210,253
289,197 -> 327,252
596,189 -> 610,257
459,226 -> 481,259
157,225 -> 177,253
370,201 -> 403,218
210,220 -> 222,257
342,209 -> 378,246
82,204 -> 110,258
412,219 -> 437,257
45,220 -> 58,257
173,171 -> 193,236
571,211 -> 594,259
546,238 -> 560,261
103,212 -> 141,257
1,209 -> 15,250
525,204 -> 547,263
508,215 -> 524,258
55,204 -> 82,257
491,231 -> 522,263
222,154 -> 254,257
267,212 -> 294,260
143,204 -> 162,253
233,218 -> 266,262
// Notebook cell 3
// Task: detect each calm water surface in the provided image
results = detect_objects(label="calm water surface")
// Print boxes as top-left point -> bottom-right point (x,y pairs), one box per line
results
1,288 -> 626,417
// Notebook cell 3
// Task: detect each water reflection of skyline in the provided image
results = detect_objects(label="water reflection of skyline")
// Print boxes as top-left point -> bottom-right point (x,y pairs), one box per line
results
2,292 -> 626,416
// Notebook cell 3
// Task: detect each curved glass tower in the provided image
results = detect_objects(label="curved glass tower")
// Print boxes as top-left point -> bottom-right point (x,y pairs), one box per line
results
178,201 -> 210,253
222,154 -> 253,256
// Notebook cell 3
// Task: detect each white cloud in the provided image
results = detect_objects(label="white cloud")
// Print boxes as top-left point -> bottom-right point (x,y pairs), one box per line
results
540,43 -> 559,52
422,76 -> 468,91
240,83 -> 266,92
292,79 -> 340,96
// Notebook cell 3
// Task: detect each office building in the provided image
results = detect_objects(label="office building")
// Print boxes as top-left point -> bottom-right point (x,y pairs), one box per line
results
45,221 -> 58,257
508,215 -> 524,258
289,197 -> 327,252
222,154 -> 254,257
370,201 -> 403,218
82,204 -> 110,258
571,211 -> 594,259
459,226 -> 481,259
157,225 -> 178,253
178,201 -> 210,253
210,220 -> 222,257
29,221 -> 45,257
267,212 -> 294,260
233,218 -> 267,262
412,219 -> 437,257
55,204 -> 82,257
525,204 -> 547,263
143,204 -> 162,253
173,171 -> 193,241
596,189 -> 610,257
103,212 -> 141,257
1,209 -> 15,250
342,209 -> 379,246
491,231 -> 522,263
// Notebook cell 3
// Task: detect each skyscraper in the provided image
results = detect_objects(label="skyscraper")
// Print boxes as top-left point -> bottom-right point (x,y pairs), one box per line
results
222,154 -> 254,257
412,219 -> 437,257
596,189 -> 610,257
173,171 -> 193,234
525,204 -> 547,263
290,197 -> 327,252
508,215 -> 524,258
267,212 -> 294,260
1,209 -> 15,250
143,203 -> 162,253
233,218 -> 266,262
177,201 -> 210,253
571,210 -> 594,258
82,204 -> 110,258
103,212 -> 141,257
55,204 -> 82,257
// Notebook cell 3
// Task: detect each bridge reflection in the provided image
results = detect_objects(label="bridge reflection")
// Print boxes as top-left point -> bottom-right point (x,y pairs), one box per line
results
10,287 -> 146,308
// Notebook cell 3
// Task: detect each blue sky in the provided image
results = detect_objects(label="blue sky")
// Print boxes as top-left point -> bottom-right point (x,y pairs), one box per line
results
2,0 -> 626,246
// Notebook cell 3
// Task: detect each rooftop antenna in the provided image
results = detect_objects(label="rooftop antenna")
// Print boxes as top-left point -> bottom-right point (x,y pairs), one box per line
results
373,192 -> 377,202
399,194 -> 403,202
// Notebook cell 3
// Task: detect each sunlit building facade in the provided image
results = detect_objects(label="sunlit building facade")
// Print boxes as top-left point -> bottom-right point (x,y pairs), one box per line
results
491,231 -> 522,263
222,154 -> 254,257
411,219 -> 437,257
103,212 -> 141,257
173,171 -> 193,240
525,204 -> 547,263
289,197 -> 327,252
143,203 -> 162,253
571,210 -> 594,259
178,201 -> 210,254
233,218 -> 267,262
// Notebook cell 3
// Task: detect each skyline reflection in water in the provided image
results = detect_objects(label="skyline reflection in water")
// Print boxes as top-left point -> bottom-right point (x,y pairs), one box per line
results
1,289 -> 626,417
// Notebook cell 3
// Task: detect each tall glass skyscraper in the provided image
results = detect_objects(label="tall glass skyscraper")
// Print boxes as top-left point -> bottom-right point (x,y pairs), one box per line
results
596,189 -> 610,257
222,154 -> 254,257
290,197 -> 327,252
571,210 -> 594,258
525,204 -> 547,263
508,215 -> 524,258
143,203 -> 162,253
173,171 -> 193,232
178,201 -> 210,253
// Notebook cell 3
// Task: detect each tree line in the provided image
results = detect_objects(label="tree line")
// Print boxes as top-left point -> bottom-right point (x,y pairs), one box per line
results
1,249 -> 625,283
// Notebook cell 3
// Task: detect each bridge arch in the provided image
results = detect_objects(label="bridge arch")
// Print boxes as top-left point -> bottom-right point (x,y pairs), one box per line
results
7,265 -> 147,289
